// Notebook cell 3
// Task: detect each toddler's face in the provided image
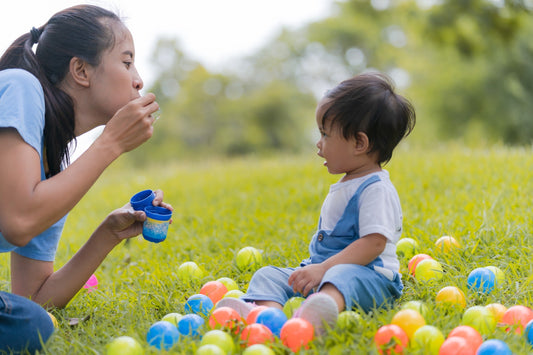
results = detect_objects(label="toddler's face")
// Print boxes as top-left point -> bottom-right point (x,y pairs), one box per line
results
315,99 -> 359,175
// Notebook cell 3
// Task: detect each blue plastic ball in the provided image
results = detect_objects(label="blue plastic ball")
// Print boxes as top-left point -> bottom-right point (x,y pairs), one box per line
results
146,320 -> 180,350
184,294 -> 214,317
178,313 -> 205,337
467,267 -> 495,294
255,307 -> 287,337
476,339 -> 512,355
526,319 -> 533,346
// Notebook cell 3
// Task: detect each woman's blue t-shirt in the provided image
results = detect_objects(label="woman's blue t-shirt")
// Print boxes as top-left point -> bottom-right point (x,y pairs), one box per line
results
0,69 -> 66,261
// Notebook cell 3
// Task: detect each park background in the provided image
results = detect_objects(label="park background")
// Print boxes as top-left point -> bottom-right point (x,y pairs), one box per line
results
1,0 -> 533,353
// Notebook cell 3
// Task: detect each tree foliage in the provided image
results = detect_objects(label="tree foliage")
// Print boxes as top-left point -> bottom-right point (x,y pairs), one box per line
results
132,0 -> 533,163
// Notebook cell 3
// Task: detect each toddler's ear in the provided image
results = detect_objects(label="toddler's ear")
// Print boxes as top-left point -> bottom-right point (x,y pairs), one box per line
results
354,132 -> 371,153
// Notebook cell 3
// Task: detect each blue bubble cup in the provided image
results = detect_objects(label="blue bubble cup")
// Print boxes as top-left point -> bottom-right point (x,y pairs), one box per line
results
143,206 -> 172,243
130,189 -> 156,211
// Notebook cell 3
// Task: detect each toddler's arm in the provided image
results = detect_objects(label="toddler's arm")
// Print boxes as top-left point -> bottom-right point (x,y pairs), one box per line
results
288,233 -> 386,296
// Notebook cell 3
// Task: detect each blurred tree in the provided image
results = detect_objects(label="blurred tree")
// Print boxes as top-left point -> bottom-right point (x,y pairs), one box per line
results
139,0 -> 533,165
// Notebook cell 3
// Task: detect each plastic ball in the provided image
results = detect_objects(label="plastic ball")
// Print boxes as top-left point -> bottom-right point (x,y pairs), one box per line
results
438,336 -> 474,355
242,344 -> 275,355
374,324 -> 408,355
216,277 -> 239,291
435,286 -> 466,309
177,261 -> 204,283
280,318 -> 314,352
146,321 -> 179,350
83,274 -> 98,293
106,336 -> 143,355
282,296 -> 305,318
235,246 -> 263,272
200,281 -> 228,304
240,323 -> 274,347
476,339 -> 512,355
485,266 -> 505,286
200,329 -> 235,355
196,344 -> 225,355
223,289 -> 245,299
401,300 -> 428,317
461,306 -> 496,336
485,303 -> 507,323
336,310 -> 362,330
408,254 -> 433,275
178,314 -> 204,337
411,325 -> 445,355
396,238 -> 419,259
500,305 -> 533,334
208,306 -> 243,331
415,259 -> 444,282
435,236 -> 460,253
391,309 -> 426,339
184,294 -> 214,317
525,319 -> 533,346
246,305 -> 269,324
161,312 -> 183,327
466,267 -> 495,294
47,312 -> 58,328
255,307 -> 288,337
447,325 -> 482,352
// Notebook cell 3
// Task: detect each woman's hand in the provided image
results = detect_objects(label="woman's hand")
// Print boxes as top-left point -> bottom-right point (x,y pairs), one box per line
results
288,263 -> 328,296
97,93 -> 159,156
105,189 -> 173,242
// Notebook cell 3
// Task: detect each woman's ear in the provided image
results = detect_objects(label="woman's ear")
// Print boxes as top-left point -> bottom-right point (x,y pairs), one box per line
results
69,57 -> 91,87
354,132 -> 371,153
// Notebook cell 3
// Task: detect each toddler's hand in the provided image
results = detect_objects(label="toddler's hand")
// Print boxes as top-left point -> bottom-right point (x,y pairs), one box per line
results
288,264 -> 327,296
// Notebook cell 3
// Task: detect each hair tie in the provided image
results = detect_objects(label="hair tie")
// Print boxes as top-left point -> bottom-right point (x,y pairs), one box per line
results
30,27 -> 42,44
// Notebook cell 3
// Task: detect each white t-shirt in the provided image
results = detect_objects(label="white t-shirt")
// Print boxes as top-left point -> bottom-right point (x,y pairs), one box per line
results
319,170 -> 402,275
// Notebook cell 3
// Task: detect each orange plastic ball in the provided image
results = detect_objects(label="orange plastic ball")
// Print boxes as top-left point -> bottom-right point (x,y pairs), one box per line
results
200,281 -> 229,304
208,306 -> 243,332
485,303 -> 507,323
447,325 -> 483,352
280,318 -> 314,353
436,286 -> 467,309
240,323 -> 274,347
438,336 -> 476,355
501,305 -> 533,334
374,324 -> 409,355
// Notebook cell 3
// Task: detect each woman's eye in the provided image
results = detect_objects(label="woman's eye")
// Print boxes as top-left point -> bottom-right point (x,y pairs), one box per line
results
124,62 -> 132,69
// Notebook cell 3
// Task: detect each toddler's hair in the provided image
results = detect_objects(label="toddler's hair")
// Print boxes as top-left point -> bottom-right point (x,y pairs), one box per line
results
321,73 -> 416,165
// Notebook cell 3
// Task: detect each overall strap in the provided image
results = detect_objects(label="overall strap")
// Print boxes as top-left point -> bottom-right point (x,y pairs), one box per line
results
331,175 -> 381,237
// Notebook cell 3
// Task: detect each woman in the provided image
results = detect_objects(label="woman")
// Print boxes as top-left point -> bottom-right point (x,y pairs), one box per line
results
0,5 -> 170,352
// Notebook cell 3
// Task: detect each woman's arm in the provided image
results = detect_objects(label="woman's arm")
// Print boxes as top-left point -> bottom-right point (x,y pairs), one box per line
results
10,203 -> 152,308
0,94 -> 157,246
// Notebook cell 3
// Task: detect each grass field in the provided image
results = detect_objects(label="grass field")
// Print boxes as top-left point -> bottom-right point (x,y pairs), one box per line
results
1,145 -> 532,354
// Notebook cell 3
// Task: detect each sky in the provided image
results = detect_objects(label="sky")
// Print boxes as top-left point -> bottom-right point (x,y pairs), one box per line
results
1,0 -> 333,88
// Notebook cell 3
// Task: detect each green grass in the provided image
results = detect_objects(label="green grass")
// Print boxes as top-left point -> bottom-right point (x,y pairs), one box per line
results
1,145 -> 532,354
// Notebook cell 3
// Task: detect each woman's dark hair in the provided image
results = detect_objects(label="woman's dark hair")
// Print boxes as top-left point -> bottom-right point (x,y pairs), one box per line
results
321,73 -> 416,165
0,5 -> 122,176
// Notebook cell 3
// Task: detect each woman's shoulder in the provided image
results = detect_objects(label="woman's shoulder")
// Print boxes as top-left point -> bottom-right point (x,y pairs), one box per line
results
0,68 -> 41,90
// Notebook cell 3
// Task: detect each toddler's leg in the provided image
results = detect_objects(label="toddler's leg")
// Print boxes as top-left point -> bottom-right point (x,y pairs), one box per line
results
218,266 -> 297,317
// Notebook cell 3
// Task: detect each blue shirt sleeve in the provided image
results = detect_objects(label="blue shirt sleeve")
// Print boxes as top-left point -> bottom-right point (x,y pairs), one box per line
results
0,69 -> 65,261
0,69 -> 45,157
